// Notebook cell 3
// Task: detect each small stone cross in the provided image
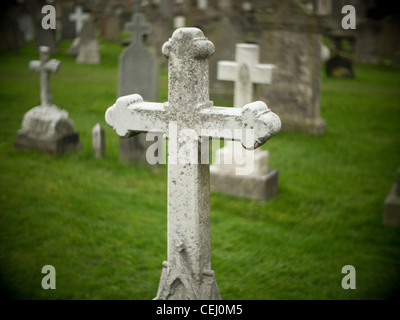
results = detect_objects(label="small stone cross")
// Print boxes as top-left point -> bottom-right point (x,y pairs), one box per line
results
105,28 -> 281,300
218,43 -> 275,108
125,13 -> 151,46
29,46 -> 60,108
69,5 -> 90,35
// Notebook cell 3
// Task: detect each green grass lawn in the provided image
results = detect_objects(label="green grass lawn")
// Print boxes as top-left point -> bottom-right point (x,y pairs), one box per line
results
0,40 -> 400,300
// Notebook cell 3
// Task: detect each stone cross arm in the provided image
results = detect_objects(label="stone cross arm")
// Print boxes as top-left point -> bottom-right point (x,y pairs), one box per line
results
105,94 -> 281,150
29,59 -> 60,73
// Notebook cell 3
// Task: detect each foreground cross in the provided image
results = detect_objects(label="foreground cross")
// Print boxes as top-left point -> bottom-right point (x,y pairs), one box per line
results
29,46 -> 60,107
105,28 -> 281,300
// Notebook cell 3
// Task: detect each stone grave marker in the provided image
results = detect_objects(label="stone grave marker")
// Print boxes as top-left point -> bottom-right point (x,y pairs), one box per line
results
15,46 -> 81,155
104,14 -> 121,42
77,19 -> 100,65
384,167 -> 400,228
36,22 -> 58,53
69,5 -> 90,36
210,43 -> 279,201
253,0 -> 326,135
118,12 -> 160,166
92,123 -> 105,159
105,27 -> 281,300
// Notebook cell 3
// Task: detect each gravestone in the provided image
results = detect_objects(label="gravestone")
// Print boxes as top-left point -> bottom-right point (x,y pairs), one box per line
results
210,43 -> 279,201
355,19 -> 381,64
253,0 -> 326,135
105,28 -> 281,300
208,15 -> 244,102
92,123 -> 105,159
118,12 -> 159,165
104,15 -> 121,42
69,5 -> 90,36
77,19 -> 100,64
384,167 -> 400,228
326,54 -> 355,78
15,46 -> 81,155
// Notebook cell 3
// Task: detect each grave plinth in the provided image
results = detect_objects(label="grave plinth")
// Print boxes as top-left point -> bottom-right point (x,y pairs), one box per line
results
15,46 -> 81,155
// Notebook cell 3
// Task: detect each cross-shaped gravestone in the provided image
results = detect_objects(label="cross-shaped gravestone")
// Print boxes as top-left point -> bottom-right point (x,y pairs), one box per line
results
29,46 -> 61,107
125,12 -> 151,46
218,43 -> 275,109
210,44 -> 278,201
69,5 -> 90,35
105,28 -> 281,300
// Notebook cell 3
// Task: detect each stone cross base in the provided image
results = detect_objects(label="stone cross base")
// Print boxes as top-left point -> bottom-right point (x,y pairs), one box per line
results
14,105 -> 81,156
154,261 -> 221,300
384,168 -> 400,228
210,167 -> 279,201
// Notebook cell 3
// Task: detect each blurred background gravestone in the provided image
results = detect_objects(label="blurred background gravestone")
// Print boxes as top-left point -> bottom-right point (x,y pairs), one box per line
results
15,46 -> 81,155
118,4 -> 160,166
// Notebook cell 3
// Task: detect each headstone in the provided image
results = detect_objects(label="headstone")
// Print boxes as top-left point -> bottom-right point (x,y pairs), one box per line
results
77,19 -> 100,65
15,47 -> 81,155
208,15 -> 244,102
105,28 -> 281,300
18,13 -> 34,42
210,43 -> 279,201
384,167 -> 400,228
355,19 -> 381,64
92,123 -> 105,159
253,0 -> 326,135
118,12 -> 159,165
69,5 -> 90,36
104,15 -> 121,42
326,54 -> 355,78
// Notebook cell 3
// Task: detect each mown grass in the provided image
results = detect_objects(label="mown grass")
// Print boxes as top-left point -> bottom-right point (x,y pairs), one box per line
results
0,40 -> 399,300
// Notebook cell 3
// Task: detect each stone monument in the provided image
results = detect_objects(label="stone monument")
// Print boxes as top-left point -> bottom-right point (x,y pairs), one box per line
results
15,46 -> 81,155
77,19 -> 100,65
105,28 -> 281,300
118,10 -> 160,165
210,43 -> 279,201
253,0 -> 326,134
92,123 -> 105,159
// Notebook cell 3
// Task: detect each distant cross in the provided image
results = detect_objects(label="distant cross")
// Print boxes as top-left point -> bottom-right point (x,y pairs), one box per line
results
105,28 -> 281,300
69,5 -> 90,35
215,44 -> 275,174
218,43 -> 275,108
124,13 -> 151,45
29,46 -> 60,107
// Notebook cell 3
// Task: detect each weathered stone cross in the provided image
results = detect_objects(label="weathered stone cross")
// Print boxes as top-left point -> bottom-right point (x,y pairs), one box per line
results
29,46 -> 60,108
69,5 -> 90,35
105,28 -> 281,300
125,12 -> 151,46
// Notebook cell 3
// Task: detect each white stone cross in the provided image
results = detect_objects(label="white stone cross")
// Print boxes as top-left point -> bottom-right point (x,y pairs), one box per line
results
29,46 -> 60,108
214,44 -> 275,176
218,43 -> 275,109
105,28 -> 281,300
69,5 -> 90,35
